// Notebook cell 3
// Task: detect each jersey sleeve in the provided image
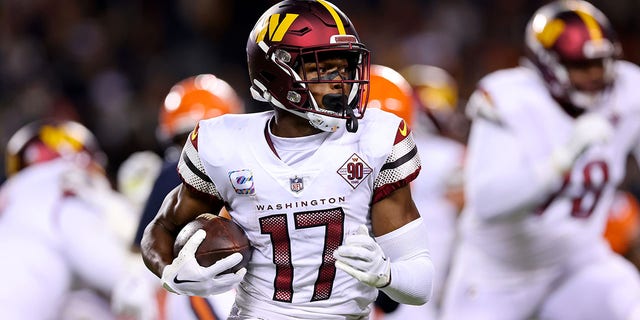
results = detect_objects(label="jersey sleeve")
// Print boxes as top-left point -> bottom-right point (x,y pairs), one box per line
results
372,119 -> 421,203
177,123 -> 223,201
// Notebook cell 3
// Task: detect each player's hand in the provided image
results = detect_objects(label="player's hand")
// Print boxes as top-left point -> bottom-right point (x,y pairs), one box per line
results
333,225 -> 391,288
161,229 -> 246,296
552,113 -> 613,173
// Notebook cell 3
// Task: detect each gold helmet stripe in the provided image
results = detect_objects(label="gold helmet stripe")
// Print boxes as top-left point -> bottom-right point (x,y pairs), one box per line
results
317,0 -> 346,35
575,9 -> 603,43
535,17 -> 565,49
271,13 -> 299,42
40,125 -> 84,152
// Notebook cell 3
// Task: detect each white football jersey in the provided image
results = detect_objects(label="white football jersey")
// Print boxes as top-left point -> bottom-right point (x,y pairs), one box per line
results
461,60 -> 640,269
177,108 -> 421,319
0,159 -> 130,319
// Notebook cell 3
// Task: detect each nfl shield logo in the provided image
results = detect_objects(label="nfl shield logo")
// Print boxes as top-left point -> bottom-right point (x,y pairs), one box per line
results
290,176 -> 303,193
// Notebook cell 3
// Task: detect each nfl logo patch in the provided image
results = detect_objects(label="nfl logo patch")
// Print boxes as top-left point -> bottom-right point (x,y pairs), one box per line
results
290,176 -> 303,193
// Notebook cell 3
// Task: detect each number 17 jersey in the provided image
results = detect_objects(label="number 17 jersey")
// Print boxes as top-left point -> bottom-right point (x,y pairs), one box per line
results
177,109 -> 421,319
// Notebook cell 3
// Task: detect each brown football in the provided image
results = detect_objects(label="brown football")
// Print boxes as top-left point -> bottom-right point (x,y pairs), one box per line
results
173,213 -> 252,274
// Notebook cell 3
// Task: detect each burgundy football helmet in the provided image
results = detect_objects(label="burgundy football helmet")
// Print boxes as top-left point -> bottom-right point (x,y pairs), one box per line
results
247,0 -> 370,132
6,119 -> 106,177
524,0 -> 621,109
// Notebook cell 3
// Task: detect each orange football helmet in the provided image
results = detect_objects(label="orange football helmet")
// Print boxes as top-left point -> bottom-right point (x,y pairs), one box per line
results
367,64 -> 414,125
604,191 -> 640,255
157,74 -> 244,142
6,119 -> 106,177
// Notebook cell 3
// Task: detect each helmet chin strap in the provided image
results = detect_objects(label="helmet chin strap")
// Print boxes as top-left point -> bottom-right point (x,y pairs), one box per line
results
345,106 -> 358,133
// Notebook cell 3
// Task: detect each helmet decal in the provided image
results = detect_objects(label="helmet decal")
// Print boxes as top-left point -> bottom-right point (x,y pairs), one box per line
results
533,17 -> 565,49
39,125 -> 85,153
317,0 -> 346,35
255,14 -> 299,43
575,10 -> 603,42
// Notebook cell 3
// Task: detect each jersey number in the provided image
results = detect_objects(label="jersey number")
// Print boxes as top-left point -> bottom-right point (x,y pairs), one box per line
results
259,207 -> 345,303
539,160 -> 609,218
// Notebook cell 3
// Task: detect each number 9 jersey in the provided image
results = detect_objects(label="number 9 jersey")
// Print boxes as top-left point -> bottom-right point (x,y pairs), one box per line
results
177,108 -> 420,319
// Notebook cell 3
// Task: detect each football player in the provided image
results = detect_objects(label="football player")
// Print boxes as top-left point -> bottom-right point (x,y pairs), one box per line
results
440,1 -> 640,319
113,73 -> 244,320
140,1 -> 435,319
0,119 -> 132,319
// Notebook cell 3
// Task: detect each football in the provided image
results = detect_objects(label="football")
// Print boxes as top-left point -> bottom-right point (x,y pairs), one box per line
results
173,213 -> 252,274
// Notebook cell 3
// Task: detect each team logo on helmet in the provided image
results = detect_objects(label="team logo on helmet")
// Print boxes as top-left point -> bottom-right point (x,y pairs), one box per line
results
254,13 -> 299,43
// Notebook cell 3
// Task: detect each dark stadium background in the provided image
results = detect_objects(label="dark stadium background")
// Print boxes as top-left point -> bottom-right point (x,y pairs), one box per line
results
1,0 -> 639,193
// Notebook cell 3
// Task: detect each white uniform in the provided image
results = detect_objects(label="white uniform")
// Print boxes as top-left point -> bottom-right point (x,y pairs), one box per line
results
381,132 -> 465,320
178,109 -> 421,319
441,61 -> 640,320
0,159 -> 130,319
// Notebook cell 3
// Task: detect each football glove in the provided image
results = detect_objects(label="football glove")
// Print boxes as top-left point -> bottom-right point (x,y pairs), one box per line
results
161,229 -> 246,296
551,112 -> 613,174
333,225 -> 391,288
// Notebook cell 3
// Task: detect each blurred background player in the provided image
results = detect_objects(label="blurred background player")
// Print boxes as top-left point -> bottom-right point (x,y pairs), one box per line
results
112,73 -> 244,320
136,73 -> 244,248
367,64 -> 466,320
0,119 -> 133,319
401,64 -> 469,145
401,64 -> 466,320
441,1 -> 640,319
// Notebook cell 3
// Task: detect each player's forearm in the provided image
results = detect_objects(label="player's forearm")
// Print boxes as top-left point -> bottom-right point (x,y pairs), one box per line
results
140,220 -> 176,278
377,218 -> 434,305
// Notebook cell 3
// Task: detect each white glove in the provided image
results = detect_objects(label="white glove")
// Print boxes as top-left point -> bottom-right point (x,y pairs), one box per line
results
333,225 -> 391,288
161,229 -> 246,296
551,113 -> 613,174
